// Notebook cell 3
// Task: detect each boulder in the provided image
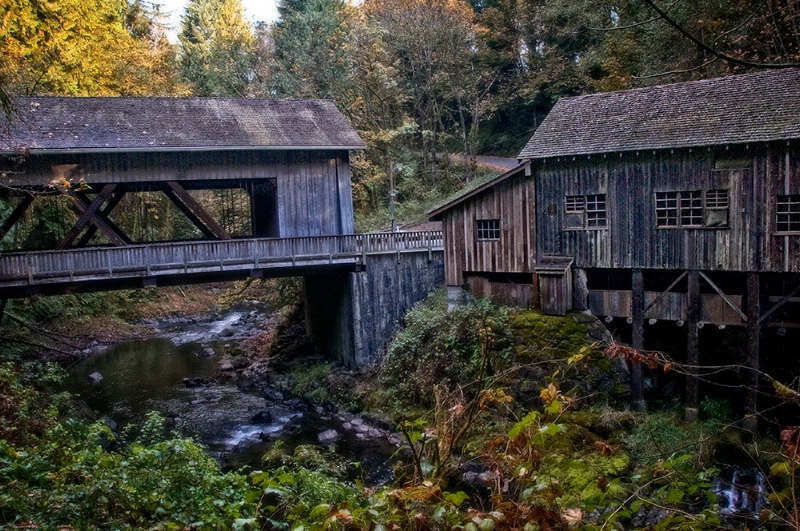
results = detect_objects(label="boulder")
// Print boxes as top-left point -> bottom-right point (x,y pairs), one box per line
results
263,389 -> 284,402
318,429 -> 339,443
87,372 -> 103,384
251,410 -> 273,423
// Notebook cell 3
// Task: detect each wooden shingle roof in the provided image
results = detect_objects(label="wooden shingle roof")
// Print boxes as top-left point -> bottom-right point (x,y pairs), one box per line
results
1,97 -> 365,154
518,68 -> 800,160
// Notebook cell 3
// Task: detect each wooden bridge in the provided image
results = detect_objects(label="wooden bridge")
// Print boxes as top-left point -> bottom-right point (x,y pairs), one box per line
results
0,231 -> 443,298
0,96 -> 448,368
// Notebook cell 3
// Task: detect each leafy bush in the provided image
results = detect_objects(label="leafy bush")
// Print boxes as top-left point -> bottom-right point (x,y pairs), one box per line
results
380,293 -> 511,409
0,375 -> 254,530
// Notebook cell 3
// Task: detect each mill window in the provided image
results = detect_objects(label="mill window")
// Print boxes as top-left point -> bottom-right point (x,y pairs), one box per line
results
476,219 -> 501,240
564,194 -> 607,229
777,195 -> 800,233
656,190 -> 728,228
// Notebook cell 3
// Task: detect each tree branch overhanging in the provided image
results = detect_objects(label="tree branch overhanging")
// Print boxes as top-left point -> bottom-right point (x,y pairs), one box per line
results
640,0 -> 800,69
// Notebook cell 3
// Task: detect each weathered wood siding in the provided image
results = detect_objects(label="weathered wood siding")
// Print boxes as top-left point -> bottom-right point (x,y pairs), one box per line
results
465,275 -> 534,307
441,173 -> 535,286
764,144 -> 800,272
535,143 -> 800,273
2,149 -> 356,239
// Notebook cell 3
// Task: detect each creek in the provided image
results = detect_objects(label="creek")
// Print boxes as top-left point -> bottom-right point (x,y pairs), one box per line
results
63,308 -> 397,484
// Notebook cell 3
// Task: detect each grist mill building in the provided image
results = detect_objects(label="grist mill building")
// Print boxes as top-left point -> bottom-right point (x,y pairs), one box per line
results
430,68 -> 800,428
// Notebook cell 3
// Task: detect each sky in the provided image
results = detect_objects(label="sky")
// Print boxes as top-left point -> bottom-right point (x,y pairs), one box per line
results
157,0 -> 280,42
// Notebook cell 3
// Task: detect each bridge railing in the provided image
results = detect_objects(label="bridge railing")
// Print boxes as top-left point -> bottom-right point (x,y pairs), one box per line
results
0,231 -> 443,286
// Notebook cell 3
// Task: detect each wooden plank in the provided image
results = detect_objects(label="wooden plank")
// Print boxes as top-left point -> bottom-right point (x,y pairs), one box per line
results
57,184 -> 119,249
744,273 -> 760,432
75,189 -> 127,247
59,187 -> 128,248
164,181 -> 231,240
631,269 -> 646,411
685,270 -> 700,422
0,193 -> 34,242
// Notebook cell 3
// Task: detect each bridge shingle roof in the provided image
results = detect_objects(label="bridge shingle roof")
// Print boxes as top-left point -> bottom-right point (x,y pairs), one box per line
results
518,68 -> 800,160
1,97 -> 365,153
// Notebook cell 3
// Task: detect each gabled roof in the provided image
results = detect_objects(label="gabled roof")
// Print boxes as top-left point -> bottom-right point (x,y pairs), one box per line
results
1,97 -> 366,154
518,68 -> 800,160
428,162 -> 530,221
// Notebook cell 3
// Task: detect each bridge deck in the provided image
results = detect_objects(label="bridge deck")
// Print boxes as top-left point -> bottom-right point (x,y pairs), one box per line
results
0,231 -> 443,297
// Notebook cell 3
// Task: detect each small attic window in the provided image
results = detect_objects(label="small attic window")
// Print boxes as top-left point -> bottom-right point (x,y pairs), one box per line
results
476,219 -> 500,240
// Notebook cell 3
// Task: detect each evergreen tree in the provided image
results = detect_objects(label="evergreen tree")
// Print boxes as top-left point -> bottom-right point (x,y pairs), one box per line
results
269,0 -> 354,103
178,0 -> 256,96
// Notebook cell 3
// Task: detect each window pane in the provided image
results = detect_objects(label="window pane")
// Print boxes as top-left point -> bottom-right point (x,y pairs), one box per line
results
655,192 -> 678,227
565,195 -> 585,213
777,195 -> 800,232
476,219 -> 501,240
705,189 -> 729,208
585,194 -> 607,227
680,191 -> 703,226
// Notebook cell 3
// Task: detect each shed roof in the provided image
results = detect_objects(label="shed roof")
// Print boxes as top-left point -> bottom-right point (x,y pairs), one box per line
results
518,68 -> 800,160
1,97 -> 366,154
428,162 -> 530,221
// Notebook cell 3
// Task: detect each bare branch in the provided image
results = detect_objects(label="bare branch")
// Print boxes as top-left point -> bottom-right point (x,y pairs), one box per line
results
640,0 -> 800,68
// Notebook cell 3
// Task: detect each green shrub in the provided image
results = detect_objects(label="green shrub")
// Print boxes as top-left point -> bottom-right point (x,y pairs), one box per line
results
380,293 -> 511,409
0,374 -> 254,529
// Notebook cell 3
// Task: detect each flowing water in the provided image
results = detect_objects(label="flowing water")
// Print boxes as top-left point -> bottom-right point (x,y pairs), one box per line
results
63,310 -> 397,483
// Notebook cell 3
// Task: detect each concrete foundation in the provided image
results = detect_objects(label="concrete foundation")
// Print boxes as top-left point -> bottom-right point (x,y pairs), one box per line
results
305,250 -> 445,368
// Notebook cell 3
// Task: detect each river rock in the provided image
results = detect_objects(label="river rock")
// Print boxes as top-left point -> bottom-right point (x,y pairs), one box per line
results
183,377 -> 212,388
87,372 -> 103,384
263,389 -> 284,402
318,429 -> 339,443
202,347 -> 215,357
222,327 -> 235,337
236,375 -> 256,390
219,360 -> 234,372
251,410 -> 273,423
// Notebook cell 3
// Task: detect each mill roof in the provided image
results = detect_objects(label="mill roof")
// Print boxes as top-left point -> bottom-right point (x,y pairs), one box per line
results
518,68 -> 800,160
1,97 -> 366,154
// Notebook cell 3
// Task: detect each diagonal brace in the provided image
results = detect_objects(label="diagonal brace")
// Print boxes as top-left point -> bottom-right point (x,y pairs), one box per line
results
164,181 -> 231,240
758,283 -> 800,326
0,193 -> 34,243
75,189 -> 127,247
698,271 -> 747,323
643,270 -> 688,315
57,185 -> 129,248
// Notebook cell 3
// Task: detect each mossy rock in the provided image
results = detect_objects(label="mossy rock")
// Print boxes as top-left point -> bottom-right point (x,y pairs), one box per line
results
506,310 -> 629,409
509,310 -> 594,362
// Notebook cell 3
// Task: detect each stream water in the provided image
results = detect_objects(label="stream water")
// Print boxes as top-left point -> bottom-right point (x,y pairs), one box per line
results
63,309 -> 397,484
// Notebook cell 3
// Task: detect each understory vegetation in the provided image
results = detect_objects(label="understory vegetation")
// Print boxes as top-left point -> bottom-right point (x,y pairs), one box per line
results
4,289 -> 800,529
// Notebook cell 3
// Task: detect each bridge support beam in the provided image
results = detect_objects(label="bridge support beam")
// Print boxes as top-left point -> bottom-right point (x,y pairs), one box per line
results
304,250 -> 445,369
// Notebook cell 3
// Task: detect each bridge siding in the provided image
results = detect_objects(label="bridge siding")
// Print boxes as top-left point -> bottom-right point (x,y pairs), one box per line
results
3,149 -> 354,243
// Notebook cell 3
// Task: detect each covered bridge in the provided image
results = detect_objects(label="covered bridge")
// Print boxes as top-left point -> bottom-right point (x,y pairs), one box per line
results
0,97 -> 444,368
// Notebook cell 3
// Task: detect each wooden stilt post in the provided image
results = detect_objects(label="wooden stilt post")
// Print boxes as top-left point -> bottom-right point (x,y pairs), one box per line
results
744,272 -> 760,432
686,270 -> 700,422
631,269 -> 646,411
